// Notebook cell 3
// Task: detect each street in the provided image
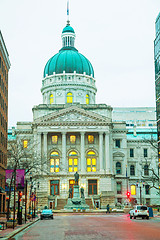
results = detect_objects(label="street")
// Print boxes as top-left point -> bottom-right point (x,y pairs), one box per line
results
14,214 -> 160,240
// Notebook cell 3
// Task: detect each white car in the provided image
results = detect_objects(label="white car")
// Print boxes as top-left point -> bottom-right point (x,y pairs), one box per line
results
129,205 -> 149,219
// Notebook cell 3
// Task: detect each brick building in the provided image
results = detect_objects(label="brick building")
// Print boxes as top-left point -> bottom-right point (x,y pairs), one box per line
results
0,31 -> 10,214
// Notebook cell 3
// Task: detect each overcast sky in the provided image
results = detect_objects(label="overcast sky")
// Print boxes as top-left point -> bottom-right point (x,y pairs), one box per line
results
0,0 -> 160,127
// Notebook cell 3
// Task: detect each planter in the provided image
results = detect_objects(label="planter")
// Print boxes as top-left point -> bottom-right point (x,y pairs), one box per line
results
77,209 -> 81,213
82,209 -> 85,213
73,209 -> 76,212
6,221 -> 17,228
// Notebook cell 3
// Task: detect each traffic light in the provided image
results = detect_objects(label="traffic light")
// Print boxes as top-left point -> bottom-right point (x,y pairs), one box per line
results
18,191 -> 23,202
126,191 -> 131,199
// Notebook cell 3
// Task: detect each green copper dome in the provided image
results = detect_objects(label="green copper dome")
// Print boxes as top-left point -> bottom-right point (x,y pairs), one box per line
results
44,47 -> 94,78
62,25 -> 75,33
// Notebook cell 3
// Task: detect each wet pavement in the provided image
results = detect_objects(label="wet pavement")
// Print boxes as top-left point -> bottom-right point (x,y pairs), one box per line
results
14,214 -> 160,240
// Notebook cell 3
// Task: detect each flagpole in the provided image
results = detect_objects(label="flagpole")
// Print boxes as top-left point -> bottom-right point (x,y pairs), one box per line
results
67,0 -> 70,24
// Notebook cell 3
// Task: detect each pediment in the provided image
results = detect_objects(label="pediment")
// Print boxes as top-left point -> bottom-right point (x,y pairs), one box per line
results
113,151 -> 125,158
34,105 -> 111,126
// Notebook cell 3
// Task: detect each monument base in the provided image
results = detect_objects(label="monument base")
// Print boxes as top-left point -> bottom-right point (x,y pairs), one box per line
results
64,185 -> 89,210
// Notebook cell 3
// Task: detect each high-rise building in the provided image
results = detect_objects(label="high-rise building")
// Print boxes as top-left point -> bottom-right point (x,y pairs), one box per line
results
154,13 -> 160,181
0,31 -> 10,214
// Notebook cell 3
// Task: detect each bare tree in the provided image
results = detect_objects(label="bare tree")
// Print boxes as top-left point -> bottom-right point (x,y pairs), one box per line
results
6,138 -> 46,219
141,137 -> 159,192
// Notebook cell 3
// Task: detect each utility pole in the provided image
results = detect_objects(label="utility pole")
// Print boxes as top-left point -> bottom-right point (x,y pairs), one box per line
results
25,180 -> 27,223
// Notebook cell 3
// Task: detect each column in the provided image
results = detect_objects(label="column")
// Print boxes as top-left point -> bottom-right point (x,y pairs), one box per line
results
105,132 -> 110,174
43,132 -> 48,173
99,132 -> 104,172
62,132 -> 67,172
43,133 -> 48,158
80,132 -> 85,173
37,133 -> 42,172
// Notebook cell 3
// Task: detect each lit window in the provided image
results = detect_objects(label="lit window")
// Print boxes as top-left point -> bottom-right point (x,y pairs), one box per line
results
23,140 -> 28,148
87,151 -> 96,172
52,135 -> 58,144
88,135 -> 94,144
131,185 -> 136,195
50,94 -> 53,104
68,151 -> 78,172
67,92 -> 73,103
70,135 -> 76,144
86,94 -> 89,104
50,151 -> 59,172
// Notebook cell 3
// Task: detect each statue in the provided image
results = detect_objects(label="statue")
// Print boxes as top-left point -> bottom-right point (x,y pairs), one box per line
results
80,187 -> 84,198
74,172 -> 79,185
69,187 -> 73,198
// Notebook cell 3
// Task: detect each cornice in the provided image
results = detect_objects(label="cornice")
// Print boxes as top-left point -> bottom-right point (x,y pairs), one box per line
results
33,121 -> 111,127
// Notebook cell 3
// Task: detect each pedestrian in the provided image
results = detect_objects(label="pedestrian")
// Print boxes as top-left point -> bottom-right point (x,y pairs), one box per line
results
106,204 -> 110,214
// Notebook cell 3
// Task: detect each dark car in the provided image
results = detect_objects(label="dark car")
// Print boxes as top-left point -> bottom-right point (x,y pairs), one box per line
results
40,209 -> 53,220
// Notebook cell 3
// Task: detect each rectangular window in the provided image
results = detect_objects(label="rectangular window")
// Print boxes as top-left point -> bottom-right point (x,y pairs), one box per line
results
130,149 -> 134,157
88,135 -> 94,144
144,149 -> 148,157
68,158 -> 78,172
145,185 -> 150,195
50,159 -> 59,173
115,139 -> 120,148
50,180 -> 59,195
87,158 -> 96,172
131,185 -> 136,195
146,198 -> 150,205
88,180 -> 97,195
52,135 -> 58,144
117,182 -> 122,194
23,140 -> 28,148
70,135 -> 76,144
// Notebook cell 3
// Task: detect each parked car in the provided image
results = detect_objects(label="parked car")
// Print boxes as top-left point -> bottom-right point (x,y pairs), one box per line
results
40,209 -> 53,220
129,205 -> 149,220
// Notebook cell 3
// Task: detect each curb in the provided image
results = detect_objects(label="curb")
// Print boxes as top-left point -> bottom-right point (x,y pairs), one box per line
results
2,218 -> 40,240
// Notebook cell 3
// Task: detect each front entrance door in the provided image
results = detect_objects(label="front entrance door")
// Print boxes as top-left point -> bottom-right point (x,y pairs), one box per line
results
69,180 -> 75,198
49,201 -> 55,209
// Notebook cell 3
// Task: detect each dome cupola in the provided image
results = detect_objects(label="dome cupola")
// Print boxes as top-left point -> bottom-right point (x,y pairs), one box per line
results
41,21 -> 97,105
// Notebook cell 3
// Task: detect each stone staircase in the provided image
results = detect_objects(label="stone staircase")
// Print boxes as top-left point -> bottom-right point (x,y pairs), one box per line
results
57,199 -> 67,210
85,198 -> 94,209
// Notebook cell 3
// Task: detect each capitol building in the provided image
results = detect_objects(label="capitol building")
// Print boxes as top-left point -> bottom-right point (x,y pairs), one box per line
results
9,21 -> 159,209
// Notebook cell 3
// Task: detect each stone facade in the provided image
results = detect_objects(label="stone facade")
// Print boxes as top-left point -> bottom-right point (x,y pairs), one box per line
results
9,106 -> 158,209
8,22 -> 158,209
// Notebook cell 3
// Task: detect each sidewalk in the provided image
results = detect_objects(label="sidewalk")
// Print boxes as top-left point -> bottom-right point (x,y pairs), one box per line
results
0,217 -> 39,239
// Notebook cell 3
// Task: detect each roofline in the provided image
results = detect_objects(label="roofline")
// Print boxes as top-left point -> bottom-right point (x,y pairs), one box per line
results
0,31 -> 11,70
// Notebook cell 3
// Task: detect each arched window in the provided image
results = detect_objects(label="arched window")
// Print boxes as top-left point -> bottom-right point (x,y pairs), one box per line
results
116,162 -> 121,174
68,151 -> 78,172
131,185 -> 136,195
130,165 -> 135,176
67,92 -> 73,103
144,164 -> 149,176
50,151 -> 59,173
87,151 -> 96,172
86,94 -> 89,104
50,94 -> 53,104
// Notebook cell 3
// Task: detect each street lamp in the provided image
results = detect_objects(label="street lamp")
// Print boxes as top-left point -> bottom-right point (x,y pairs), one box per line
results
29,176 -> 39,218
136,181 -> 145,205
